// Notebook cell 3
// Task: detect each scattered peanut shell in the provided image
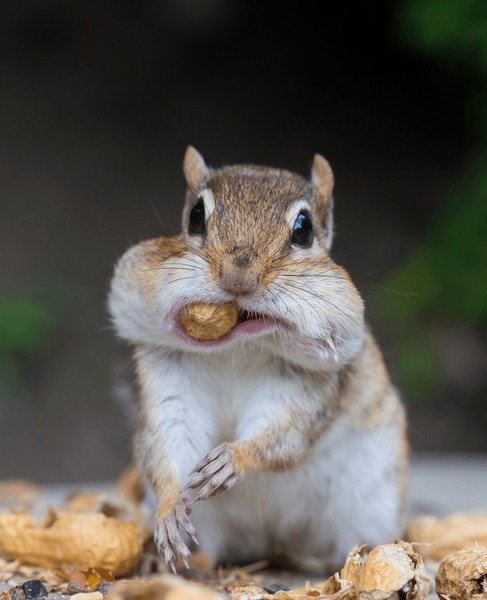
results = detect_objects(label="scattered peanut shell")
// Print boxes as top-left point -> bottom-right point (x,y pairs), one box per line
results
0,481 -> 40,511
226,575 -> 353,600
115,468 -> 157,541
436,544 -> 487,600
62,470 -> 150,541
268,580 -> 352,599
71,593 -> 103,600
317,572 -> 354,599
0,558 -> 59,590
107,576 -> 218,600
2,587 -> 26,600
64,491 -> 138,525
178,302 -> 238,340
340,542 -> 430,600
0,510 -> 142,576
64,491 -> 105,513
116,467 -> 145,507
340,543 -> 368,590
407,512 -> 487,562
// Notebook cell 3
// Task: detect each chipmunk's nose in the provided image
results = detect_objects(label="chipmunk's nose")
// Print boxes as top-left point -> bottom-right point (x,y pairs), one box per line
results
218,261 -> 259,296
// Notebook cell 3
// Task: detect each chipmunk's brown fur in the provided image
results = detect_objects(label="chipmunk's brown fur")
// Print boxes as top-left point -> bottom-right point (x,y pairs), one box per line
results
109,147 -> 408,573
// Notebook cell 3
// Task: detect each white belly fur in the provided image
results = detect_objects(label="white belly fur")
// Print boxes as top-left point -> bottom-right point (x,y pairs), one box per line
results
189,416 -> 404,570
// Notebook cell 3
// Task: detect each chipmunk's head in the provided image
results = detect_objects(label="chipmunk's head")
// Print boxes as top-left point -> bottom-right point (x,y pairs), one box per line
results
109,147 -> 364,367
182,146 -> 335,297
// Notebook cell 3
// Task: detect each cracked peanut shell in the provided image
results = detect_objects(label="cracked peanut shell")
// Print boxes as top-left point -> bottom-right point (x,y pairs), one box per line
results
340,542 -> 430,600
436,544 -> 487,600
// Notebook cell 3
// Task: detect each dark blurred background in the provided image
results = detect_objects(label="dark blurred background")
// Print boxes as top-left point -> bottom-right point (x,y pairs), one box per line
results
1,0 -> 486,482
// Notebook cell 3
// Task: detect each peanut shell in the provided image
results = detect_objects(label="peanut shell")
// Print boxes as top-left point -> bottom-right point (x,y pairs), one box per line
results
178,302 -> 238,341
340,542 -> 430,600
436,544 -> 487,599
107,576 -> 218,600
0,510 -> 142,576
407,512 -> 487,562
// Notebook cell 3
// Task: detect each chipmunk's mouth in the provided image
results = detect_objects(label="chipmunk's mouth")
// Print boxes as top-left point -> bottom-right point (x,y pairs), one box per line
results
237,309 -> 260,324
176,305 -> 282,349
232,309 -> 277,335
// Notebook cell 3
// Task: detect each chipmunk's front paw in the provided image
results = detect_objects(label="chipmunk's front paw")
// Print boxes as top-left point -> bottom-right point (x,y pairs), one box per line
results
154,497 -> 198,573
185,442 -> 240,502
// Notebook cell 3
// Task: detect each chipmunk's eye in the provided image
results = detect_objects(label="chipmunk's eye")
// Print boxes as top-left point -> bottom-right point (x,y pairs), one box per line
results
188,199 -> 206,235
291,212 -> 314,247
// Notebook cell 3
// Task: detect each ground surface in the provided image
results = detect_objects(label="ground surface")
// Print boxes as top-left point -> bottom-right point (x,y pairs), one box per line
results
29,453 -> 487,518
8,453 -> 484,599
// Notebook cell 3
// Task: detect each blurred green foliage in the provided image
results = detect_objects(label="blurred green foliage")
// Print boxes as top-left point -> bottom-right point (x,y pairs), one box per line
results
377,0 -> 487,398
0,294 -> 59,395
380,161 -> 487,328
399,0 -> 487,71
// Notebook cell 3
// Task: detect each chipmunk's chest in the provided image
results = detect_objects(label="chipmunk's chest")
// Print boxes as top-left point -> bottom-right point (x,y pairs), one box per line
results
183,346 -> 283,437
141,343 -> 318,455
142,343 -> 291,446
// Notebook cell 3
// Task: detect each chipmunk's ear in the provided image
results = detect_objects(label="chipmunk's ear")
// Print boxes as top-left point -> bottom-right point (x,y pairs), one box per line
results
311,154 -> 334,250
183,146 -> 210,191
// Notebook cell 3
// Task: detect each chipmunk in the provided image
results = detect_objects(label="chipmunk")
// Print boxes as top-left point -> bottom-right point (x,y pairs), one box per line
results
109,147 -> 408,573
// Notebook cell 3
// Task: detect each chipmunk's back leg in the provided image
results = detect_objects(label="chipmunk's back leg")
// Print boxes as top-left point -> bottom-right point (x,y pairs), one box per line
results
279,415 -> 408,572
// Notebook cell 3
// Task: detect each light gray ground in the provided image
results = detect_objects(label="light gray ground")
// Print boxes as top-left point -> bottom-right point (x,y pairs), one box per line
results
31,453 -> 487,517
409,453 -> 487,515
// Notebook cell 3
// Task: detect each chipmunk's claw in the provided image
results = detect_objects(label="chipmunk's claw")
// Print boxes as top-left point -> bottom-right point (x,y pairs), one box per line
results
168,558 -> 177,575
181,491 -> 193,514
154,499 -> 196,571
190,444 -> 226,475
179,510 -> 199,545
186,443 -> 240,502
